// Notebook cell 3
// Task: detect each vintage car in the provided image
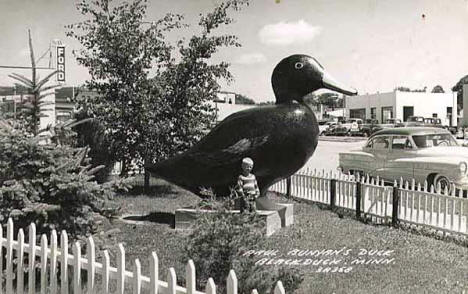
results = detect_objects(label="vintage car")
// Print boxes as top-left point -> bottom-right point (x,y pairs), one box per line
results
334,118 -> 363,136
319,121 -> 338,135
423,117 -> 444,129
401,116 -> 425,127
338,127 -> 468,193
360,118 -> 402,137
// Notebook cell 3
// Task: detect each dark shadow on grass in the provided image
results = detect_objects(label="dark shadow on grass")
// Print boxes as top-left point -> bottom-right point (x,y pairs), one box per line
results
123,212 -> 175,228
126,184 -> 177,197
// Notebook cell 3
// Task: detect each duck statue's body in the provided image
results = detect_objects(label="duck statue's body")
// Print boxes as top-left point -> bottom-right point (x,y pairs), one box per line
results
146,54 -> 357,197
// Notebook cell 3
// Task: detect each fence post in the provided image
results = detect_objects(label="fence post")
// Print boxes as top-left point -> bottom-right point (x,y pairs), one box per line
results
392,183 -> 399,226
330,178 -> 336,210
355,179 -> 361,220
286,177 -> 292,198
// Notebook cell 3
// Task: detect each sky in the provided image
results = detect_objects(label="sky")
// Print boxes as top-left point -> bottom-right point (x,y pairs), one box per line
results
1,0 -> 468,103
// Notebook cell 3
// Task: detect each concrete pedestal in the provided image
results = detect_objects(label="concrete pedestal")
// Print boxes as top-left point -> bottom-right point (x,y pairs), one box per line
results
175,208 -> 282,236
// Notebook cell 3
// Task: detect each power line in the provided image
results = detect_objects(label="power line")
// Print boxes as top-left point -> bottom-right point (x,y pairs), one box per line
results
0,65 -> 53,70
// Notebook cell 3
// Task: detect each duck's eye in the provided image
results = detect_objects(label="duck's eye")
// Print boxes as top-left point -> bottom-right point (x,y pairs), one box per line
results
295,62 -> 304,69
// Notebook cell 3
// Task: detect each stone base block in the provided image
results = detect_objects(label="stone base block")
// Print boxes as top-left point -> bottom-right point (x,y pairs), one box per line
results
174,208 -> 282,236
276,203 -> 294,227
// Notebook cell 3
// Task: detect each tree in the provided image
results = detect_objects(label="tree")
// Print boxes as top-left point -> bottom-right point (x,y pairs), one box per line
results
431,85 -> 445,93
150,0 -> 248,158
67,0 -> 249,190
395,86 -> 411,92
235,93 -> 255,104
314,92 -> 342,109
66,0 -> 181,176
8,30 -> 60,136
395,86 -> 427,93
452,74 -> 468,111
412,86 -> 427,93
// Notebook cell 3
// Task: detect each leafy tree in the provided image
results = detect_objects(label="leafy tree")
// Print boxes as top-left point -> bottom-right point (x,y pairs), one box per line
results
395,86 -> 411,92
395,86 -> 427,93
431,85 -> 445,93
74,109 -> 116,183
235,93 -> 255,105
67,0 -> 249,190
412,86 -> 427,93
452,74 -> 468,111
66,0 -> 182,176
148,0 -> 249,159
313,92 -> 342,109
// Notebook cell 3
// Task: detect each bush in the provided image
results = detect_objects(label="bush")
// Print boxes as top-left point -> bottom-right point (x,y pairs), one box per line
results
182,211 -> 303,293
0,121 -> 129,239
73,110 -> 116,183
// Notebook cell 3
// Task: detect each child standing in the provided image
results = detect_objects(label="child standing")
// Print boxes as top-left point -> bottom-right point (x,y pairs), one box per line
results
235,157 -> 260,213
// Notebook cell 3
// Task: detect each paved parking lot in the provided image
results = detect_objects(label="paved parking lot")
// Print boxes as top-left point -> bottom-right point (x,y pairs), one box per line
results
303,138 -> 365,172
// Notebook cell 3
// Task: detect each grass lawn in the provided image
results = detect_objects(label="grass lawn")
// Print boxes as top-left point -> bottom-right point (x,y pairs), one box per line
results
99,175 -> 468,293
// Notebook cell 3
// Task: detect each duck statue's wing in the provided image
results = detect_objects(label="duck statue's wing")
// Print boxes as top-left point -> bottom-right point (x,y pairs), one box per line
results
146,107 -> 274,195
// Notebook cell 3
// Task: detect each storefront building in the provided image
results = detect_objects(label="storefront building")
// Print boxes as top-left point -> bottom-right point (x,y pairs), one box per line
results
345,91 -> 457,126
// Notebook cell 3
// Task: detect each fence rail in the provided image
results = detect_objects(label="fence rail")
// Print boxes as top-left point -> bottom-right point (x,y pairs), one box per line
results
0,219 -> 285,294
270,168 -> 468,236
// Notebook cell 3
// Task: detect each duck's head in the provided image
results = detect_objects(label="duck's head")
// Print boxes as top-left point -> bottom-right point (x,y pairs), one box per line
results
271,54 -> 357,104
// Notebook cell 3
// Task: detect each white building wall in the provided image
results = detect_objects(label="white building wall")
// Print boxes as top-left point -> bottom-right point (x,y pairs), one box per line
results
345,92 -> 396,123
213,102 -> 256,121
395,91 -> 455,126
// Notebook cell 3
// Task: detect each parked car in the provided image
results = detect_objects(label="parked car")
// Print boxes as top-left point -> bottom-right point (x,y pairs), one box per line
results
339,118 -> 363,136
359,119 -> 380,137
456,127 -> 466,139
322,123 -> 339,136
319,121 -> 337,135
360,119 -> 402,137
402,116 -> 425,127
338,127 -> 468,194
330,123 -> 350,136
423,118 -> 443,128
385,118 -> 402,125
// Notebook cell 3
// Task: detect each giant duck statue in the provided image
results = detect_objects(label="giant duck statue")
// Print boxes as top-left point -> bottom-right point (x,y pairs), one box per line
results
146,54 -> 357,197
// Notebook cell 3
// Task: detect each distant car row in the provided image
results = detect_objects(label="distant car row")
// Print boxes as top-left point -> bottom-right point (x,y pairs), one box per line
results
319,116 -> 464,138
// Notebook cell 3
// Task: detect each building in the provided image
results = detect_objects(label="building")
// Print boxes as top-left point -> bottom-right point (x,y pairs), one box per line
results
214,91 -> 256,121
0,93 -> 55,130
55,87 -> 77,122
345,91 -> 457,126
215,91 -> 236,104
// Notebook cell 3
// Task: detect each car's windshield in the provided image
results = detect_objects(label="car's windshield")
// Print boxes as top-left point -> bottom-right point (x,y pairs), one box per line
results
412,134 -> 458,148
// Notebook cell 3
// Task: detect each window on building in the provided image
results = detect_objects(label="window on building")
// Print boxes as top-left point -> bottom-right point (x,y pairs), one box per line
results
350,108 -> 366,119
432,113 -> 437,118
381,106 -> 393,122
371,107 -> 376,119
403,106 -> 414,122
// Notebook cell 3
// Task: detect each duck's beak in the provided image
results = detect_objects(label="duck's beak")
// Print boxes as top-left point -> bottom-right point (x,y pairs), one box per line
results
322,71 -> 357,96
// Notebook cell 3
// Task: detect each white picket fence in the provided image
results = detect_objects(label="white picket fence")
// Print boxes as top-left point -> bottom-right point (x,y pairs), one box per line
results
0,219 -> 286,294
270,168 -> 468,236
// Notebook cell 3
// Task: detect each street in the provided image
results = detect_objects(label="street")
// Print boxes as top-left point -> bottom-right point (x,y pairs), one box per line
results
303,138 -> 366,172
